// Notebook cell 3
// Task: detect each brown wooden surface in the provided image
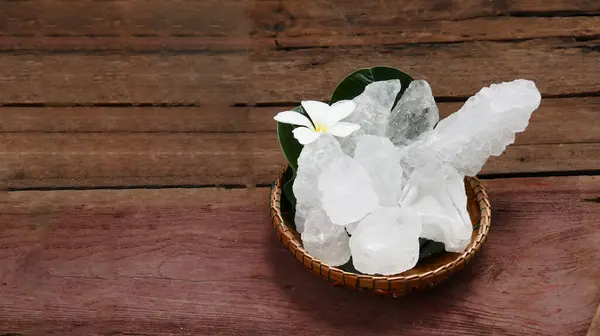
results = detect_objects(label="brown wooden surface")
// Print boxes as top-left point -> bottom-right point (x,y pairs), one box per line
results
1,0 -> 599,334
2,97 -> 600,189
0,177 -> 599,335
1,39 -> 599,104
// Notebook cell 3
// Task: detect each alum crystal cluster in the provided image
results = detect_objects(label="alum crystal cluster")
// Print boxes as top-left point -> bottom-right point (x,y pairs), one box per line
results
283,79 -> 541,275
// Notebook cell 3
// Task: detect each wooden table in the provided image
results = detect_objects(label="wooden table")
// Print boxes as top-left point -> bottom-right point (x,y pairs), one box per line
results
1,1 -> 600,335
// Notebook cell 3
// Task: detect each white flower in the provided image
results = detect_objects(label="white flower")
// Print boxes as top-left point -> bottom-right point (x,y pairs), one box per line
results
274,100 -> 360,145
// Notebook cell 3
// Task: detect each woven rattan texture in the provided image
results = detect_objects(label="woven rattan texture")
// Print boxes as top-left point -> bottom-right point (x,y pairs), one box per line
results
270,166 -> 491,297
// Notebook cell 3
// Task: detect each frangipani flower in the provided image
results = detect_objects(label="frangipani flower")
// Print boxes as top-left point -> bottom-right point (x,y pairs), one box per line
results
274,100 -> 360,145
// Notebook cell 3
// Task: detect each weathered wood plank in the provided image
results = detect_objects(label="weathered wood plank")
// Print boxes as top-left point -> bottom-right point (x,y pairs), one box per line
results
484,143 -> 600,174
2,0 -> 598,46
271,16 -> 600,48
1,133 -> 283,188
0,106 -> 277,133
0,0 -> 249,38
0,53 -> 252,104
3,132 -> 600,189
0,39 -> 598,104
2,97 -> 600,188
250,39 -> 600,103
3,16 -> 599,51
2,98 -> 598,146
2,95 -> 599,189
1,176 -> 599,335
0,36 -> 257,52
264,0 -> 600,25
257,6 -> 600,47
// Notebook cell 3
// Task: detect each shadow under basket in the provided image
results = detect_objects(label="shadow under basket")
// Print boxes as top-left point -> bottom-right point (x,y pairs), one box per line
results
269,166 -> 492,297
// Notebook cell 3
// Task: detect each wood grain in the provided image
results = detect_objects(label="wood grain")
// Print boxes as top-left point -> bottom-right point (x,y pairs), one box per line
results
4,0 -> 597,37
2,97 -> 599,188
268,16 -> 600,48
1,132 -> 282,188
2,0 -> 598,49
3,17 -> 599,51
0,53 -> 252,105
254,0 -> 600,47
0,38 -> 598,104
0,0 -> 249,38
2,98 -> 598,143
249,39 -> 600,103
5,134 -> 600,189
264,0 -> 600,24
1,176 -> 599,335
0,105 -> 277,133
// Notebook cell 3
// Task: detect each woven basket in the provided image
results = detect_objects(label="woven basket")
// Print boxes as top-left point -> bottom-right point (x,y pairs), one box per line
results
270,166 -> 491,297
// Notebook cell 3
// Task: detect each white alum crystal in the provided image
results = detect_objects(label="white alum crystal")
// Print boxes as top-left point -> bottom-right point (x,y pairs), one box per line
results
387,80 -> 439,147
345,221 -> 360,235
400,162 -> 472,253
350,207 -> 422,275
432,79 -> 541,176
293,134 -> 344,233
301,207 -> 351,266
400,79 -> 542,176
319,155 -> 379,226
338,80 -> 401,155
287,78 -> 541,275
354,135 -> 405,207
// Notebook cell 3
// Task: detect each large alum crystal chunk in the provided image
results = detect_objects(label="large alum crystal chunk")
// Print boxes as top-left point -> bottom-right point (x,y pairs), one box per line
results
387,80 -> 439,146
404,79 -> 541,176
293,134 -> 344,233
349,207 -> 422,275
433,79 -> 541,176
319,155 -> 379,226
354,135 -> 405,206
400,162 -> 472,253
338,80 -> 401,155
301,207 -> 351,266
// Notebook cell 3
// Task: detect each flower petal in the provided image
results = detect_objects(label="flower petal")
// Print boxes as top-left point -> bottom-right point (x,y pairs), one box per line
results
293,127 -> 322,144
329,122 -> 360,137
301,100 -> 330,126
325,100 -> 356,125
273,111 -> 314,129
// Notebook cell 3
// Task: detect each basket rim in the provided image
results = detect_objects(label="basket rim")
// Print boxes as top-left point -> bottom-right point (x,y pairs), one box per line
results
270,165 -> 491,284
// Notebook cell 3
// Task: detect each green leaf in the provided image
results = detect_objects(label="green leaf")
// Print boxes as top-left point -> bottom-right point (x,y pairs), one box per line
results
330,66 -> 414,105
276,106 -> 307,172
279,166 -> 297,231
338,258 -> 361,274
417,239 -> 446,262
282,178 -> 296,207
280,210 -> 297,232
276,66 -> 412,173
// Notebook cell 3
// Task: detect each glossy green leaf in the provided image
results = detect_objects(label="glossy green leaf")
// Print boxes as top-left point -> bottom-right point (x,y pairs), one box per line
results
339,258 -> 361,274
276,106 -> 307,173
330,66 -> 414,105
282,179 -> 296,207
276,66 -> 412,173
417,239 -> 446,262
279,166 -> 297,230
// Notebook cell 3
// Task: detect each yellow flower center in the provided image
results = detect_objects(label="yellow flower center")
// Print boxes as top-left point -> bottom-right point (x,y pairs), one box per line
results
314,124 -> 328,133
